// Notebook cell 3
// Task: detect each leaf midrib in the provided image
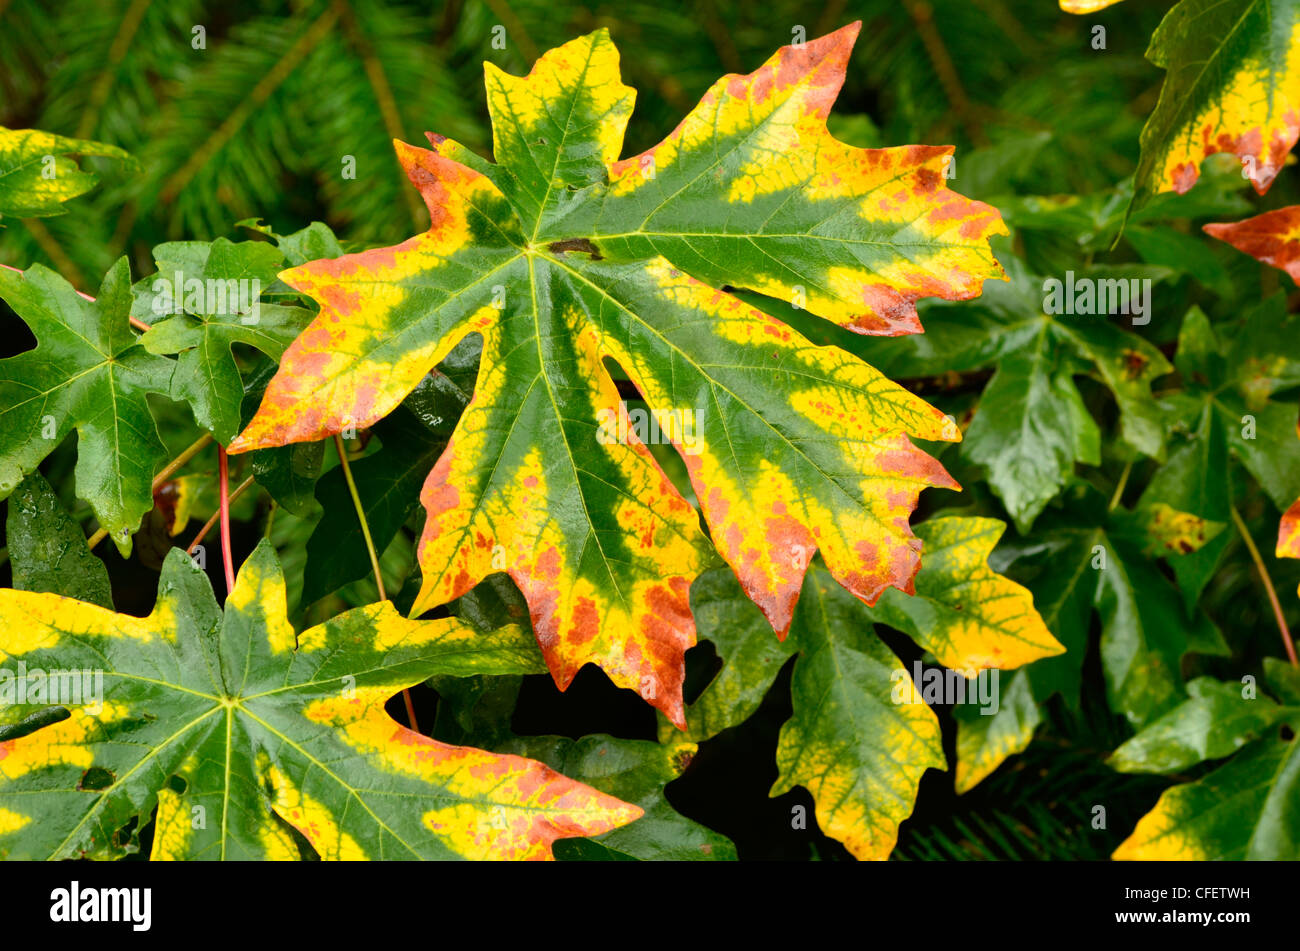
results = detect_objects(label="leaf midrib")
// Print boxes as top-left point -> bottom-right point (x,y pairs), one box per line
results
546,253 -> 946,510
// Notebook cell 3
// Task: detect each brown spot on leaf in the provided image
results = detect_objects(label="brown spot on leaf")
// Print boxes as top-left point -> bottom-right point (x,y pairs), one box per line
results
1121,349 -> 1149,380
546,238 -> 603,259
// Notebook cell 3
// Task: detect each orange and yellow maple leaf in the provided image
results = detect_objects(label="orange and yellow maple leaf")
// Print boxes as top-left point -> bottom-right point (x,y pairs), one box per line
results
231,25 -> 1007,728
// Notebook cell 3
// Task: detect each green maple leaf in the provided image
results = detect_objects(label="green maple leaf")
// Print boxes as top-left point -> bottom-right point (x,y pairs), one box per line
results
133,238 -> 313,444
0,541 -> 641,860
770,563 -> 947,861
963,333 -> 1102,533
664,567 -> 803,746
965,273 -> 1171,531
0,259 -> 174,555
668,517 -> 1060,858
229,24 -> 1008,727
0,128 -> 136,219
835,258 -> 1172,532
1112,666 -> 1300,859
5,471 -> 113,610
950,481 -> 1232,792
1137,302 -> 1300,610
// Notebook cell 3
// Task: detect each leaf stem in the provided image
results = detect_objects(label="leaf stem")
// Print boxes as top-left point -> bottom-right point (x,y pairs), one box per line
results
399,688 -> 421,735
186,475 -> 255,556
333,433 -> 419,731
1108,460 -> 1132,512
87,432 -> 215,550
219,446 -> 236,594
1230,505 -> 1299,666
333,435 -> 385,601
155,432 -> 216,488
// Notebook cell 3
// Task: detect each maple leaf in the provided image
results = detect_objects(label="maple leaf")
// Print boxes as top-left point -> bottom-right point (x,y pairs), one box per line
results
668,516 -> 1058,857
1149,305 -> 1300,608
866,516 -> 1064,671
771,564 -> 945,861
5,472 -> 113,610
132,239 -> 313,444
0,260 -> 175,555
1205,205 -> 1300,280
662,567 -> 803,746
1136,502 -> 1225,557
0,128 -> 136,219
228,25 -> 1007,726
1131,0 -> 1300,211
1280,498 -> 1300,562
1112,667 -> 1300,859
1059,1 -> 1124,11
0,541 -> 640,860
945,481 -> 1234,792
1280,434 -> 1300,601
498,734 -> 736,860
859,516 -> 1062,797
868,260 -> 1171,532
951,669 -> 1043,794
1109,676 -> 1295,775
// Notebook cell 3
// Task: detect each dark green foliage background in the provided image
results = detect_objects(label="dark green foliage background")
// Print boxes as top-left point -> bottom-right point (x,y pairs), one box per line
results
2,0 -> 1298,860
1,0 -> 1177,278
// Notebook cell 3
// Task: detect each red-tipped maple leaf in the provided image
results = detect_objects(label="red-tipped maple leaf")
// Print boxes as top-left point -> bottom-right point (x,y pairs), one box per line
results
1206,206 -> 1300,280
230,25 -> 1007,726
